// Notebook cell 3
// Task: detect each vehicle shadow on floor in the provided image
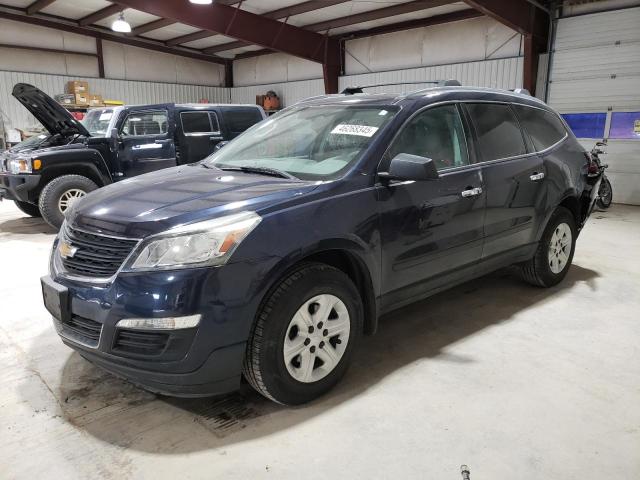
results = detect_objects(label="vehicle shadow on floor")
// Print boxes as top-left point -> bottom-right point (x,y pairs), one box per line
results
29,264 -> 599,454
0,214 -> 56,235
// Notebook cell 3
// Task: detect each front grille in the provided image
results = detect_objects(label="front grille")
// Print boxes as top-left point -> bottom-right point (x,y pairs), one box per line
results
61,225 -> 138,278
113,329 -> 169,356
61,315 -> 102,347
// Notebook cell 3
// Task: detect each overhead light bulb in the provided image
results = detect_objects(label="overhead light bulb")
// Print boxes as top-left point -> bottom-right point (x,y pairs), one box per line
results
111,12 -> 131,33
189,0 -> 213,4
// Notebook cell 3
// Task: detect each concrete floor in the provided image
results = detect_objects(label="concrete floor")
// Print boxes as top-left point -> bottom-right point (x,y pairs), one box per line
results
0,200 -> 638,480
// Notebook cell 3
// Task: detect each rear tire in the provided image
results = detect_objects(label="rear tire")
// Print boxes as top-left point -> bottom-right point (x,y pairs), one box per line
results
14,200 -> 41,217
596,177 -> 612,209
243,263 -> 363,405
519,206 -> 577,288
38,175 -> 97,229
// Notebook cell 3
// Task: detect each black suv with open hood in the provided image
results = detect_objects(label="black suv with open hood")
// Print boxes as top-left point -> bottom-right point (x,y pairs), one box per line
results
0,83 -> 266,228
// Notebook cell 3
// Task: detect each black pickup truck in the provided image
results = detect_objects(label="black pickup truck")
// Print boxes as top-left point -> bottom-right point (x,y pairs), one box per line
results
0,83 -> 266,228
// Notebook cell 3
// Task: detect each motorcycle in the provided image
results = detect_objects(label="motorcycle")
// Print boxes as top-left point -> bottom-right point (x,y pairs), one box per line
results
590,140 -> 613,209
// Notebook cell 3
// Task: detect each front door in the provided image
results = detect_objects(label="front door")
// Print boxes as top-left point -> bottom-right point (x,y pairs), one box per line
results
377,103 -> 486,311
118,108 -> 176,177
463,102 -> 547,260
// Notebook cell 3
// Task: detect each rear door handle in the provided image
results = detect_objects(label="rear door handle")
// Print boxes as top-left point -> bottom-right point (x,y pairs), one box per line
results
461,187 -> 483,198
154,139 -> 171,145
530,172 -> 545,181
209,136 -> 223,141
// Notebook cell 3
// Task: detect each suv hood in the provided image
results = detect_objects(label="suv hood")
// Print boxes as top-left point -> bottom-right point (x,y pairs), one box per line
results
12,83 -> 90,137
68,164 -> 320,238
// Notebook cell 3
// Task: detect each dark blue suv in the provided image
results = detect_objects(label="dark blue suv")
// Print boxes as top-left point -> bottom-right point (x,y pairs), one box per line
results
41,86 -> 601,404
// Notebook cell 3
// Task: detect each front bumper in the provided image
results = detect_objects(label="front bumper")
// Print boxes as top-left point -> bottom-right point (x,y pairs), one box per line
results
42,256 -> 273,397
0,173 -> 41,202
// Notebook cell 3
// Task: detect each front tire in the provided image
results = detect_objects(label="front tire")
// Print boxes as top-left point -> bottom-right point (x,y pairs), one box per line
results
38,175 -> 97,229
243,263 -> 363,405
519,206 -> 577,287
14,200 -> 41,217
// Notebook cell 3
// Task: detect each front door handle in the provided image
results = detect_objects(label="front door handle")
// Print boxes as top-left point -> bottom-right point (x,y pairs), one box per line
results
154,139 -> 171,145
461,187 -> 483,198
530,172 -> 545,181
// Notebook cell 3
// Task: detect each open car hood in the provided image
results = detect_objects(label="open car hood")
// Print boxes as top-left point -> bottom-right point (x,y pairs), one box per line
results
12,83 -> 90,137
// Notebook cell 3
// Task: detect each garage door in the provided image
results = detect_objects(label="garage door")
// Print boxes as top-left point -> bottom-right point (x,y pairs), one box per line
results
547,6 -> 640,205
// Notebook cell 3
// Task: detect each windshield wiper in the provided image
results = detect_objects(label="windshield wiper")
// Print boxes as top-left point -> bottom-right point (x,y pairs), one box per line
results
219,166 -> 297,180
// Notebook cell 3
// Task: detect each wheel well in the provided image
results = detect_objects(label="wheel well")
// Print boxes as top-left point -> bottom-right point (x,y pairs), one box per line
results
40,166 -> 106,193
559,195 -> 581,225
302,250 -> 378,336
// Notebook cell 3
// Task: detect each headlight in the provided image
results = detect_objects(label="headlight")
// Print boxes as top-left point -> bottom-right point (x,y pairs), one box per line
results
7,156 -> 32,174
125,211 -> 261,271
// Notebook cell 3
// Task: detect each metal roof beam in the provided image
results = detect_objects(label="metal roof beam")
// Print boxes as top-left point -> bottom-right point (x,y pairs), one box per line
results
115,0 -> 340,65
26,0 -> 56,15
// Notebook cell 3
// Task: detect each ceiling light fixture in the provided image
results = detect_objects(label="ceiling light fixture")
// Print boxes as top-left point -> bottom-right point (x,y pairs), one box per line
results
111,12 -> 131,33
189,0 -> 213,4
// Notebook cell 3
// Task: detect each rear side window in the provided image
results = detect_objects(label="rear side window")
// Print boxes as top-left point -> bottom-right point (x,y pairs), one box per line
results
514,105 -> 567,151
181,111 -> 220,134
466,103 -> 527,161
223,108 -> 263,136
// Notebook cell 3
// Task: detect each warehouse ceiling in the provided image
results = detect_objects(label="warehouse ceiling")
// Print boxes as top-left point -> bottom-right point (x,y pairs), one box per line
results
0,0 -> 490,63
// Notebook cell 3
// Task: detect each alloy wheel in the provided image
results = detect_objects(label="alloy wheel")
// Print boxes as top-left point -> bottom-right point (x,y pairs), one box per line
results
58,188 -> 86,213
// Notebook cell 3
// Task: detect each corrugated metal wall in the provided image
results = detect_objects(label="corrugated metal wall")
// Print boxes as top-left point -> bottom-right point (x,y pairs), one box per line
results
230,79 -> 325,107
0,70 -> 230,131
339,57 -> 523,93
548,6 -> 640,205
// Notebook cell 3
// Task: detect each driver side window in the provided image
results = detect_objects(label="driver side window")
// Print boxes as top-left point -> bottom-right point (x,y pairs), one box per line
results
120,110 -> 168,136
389,104 -> 469,171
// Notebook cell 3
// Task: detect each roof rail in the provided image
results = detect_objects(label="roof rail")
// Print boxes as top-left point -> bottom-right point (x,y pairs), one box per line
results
510,88 -> 531,96
341,79 -> 461,95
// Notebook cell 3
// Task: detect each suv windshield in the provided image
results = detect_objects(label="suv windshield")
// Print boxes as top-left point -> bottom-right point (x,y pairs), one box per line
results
81,108 -> 115,137
204,105 -> 398,180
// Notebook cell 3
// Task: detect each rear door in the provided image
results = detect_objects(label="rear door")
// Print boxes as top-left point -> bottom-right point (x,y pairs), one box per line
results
463,102 -> 546,263
176,109 -> 223,164
117,107 -> 176,177
377,103 -> 486,310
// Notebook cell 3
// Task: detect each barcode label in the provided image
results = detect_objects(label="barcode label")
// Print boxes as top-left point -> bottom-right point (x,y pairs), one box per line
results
330,124 -> 379,137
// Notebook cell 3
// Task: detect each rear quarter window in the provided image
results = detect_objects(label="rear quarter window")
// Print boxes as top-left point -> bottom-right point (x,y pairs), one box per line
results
222,108 -> 263,136
514,105 -> 567,151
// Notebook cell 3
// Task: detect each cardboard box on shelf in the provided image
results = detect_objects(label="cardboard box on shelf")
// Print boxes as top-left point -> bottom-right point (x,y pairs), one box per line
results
87,94 -> 104,107
66,81 -> 89,94
73,93 -> 89,106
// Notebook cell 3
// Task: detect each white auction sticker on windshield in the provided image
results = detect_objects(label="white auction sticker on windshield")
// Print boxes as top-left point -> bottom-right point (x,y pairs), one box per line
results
99,112 -> 113,121
330,124 -> 379,137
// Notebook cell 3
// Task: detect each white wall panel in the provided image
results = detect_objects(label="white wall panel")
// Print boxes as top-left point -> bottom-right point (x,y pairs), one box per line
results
0,47 -> 98,77
233,53 -> 322,87
339,57 -> 523,93
230,79 -> 324,107
0,70 -> 229,132
345,17 -> 522,75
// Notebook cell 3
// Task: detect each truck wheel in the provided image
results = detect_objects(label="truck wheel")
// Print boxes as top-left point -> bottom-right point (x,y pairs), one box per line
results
38,175 -> 97,229
519,206 -> 577,288
14,200 -> 41,218
243,263 -> 363,405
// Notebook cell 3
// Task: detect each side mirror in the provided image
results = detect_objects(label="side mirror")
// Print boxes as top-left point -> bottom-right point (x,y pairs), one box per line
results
108,128 -> 121,153
379,153 -> 439,182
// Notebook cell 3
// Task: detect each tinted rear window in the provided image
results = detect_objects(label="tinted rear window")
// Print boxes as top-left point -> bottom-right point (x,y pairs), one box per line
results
514,105 -> 567,151
222,108 -> 263,135
466,103 -> 527,161
181,111 -> 211,133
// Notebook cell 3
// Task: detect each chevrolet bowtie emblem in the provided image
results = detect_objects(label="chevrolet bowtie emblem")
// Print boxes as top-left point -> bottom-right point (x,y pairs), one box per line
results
59,241 -> 78,259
